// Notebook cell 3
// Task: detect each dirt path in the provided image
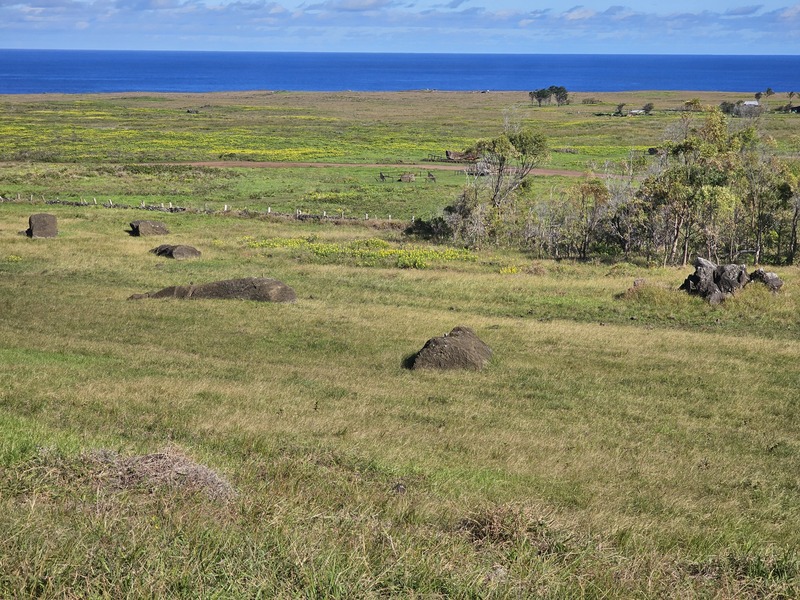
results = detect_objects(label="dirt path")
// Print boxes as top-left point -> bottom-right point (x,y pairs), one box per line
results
186,160 -> 592,178
0,159 -> 593,178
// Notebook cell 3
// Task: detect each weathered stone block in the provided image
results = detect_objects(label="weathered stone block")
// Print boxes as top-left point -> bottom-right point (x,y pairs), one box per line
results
130,220 -> 169,236
26,213 -> 58,238
150,244 -> 201,260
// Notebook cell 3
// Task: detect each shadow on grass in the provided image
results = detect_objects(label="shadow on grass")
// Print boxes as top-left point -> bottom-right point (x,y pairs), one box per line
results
401,352 -> 419,370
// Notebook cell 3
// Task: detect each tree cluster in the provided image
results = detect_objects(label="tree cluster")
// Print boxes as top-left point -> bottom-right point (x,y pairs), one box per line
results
529,86 -> 569,107
438,129 -> 549,249
423,110 -> 799,266
719,100 -> 765,118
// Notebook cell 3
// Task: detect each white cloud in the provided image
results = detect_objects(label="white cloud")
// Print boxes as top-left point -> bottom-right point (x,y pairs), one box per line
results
779,3 -> 800,18
2,1 -> 799,53
562,6 -> 595,21
305,0 -> 396,11
723,5 -> 763,17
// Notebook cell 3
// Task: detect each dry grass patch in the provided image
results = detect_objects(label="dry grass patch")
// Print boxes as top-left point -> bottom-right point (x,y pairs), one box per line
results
9,446 -> 236,503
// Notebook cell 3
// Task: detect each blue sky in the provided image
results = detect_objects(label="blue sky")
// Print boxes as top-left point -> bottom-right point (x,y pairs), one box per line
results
2,0 -> 799,54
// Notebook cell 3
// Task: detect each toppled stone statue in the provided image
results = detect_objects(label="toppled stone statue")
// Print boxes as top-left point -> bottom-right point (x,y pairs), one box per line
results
130,220 -> 169,236
150,244 -> 201,260
25,213 -> 58,238
128,277 -> 296,303
680,257 -> 783,303
408,326 -> 492,371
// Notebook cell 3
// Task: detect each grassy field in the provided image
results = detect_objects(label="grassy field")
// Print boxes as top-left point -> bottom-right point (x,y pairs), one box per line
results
1,91 -> 799,597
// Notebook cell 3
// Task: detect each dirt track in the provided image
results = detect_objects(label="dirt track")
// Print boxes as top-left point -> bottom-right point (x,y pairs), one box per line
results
186,161 -> 592,178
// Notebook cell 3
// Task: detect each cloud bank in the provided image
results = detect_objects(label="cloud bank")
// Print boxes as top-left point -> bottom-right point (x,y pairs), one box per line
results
1,1 -> 798,53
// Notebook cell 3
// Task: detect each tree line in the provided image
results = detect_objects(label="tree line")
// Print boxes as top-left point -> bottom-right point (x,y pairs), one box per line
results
418,109 -> 799,266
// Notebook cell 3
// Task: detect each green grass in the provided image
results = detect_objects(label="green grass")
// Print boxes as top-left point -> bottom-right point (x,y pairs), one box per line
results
3,90 -> 798,167
0,162 -> 587,222
1,90 -> 799,597
1,202 -> 799,597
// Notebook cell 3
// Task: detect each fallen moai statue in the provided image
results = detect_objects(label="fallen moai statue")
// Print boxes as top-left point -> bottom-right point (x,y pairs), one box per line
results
128,277 -> 296,303
130,220 -> 169,236
150,244 -> 201,260
680,257 -> 783,303
408,326 -> 492,371
25,213 -> 58,238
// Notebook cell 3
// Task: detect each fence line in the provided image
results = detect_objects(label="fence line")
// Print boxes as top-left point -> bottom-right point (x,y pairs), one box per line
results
0,195 -> 418,225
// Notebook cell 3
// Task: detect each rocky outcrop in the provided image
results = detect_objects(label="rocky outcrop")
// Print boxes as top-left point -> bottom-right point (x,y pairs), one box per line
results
129,277 -> 296,303
680,257 -> 783,303
409,326 -> 492,371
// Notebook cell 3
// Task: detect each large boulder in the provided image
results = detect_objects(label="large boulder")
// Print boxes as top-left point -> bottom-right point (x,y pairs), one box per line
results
129,277 -> 296,303
680,257 -> 784,303
130,220 -> 169,236
150,244 -> 201,260
26,213 -> 58,238
680,257 -> 749,304
409,326 -> 492,371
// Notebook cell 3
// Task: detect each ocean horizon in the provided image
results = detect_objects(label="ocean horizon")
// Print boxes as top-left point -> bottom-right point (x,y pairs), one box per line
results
1,50 -> 798,95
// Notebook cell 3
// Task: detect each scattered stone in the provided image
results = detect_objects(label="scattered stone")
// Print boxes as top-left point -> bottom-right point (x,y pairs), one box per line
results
26,213 -> 58,238
409,326 -> 492,371
150,244 -> 202,260
749,268 -> 783,292
129,277 -> 296,303
130,220 -> 170,236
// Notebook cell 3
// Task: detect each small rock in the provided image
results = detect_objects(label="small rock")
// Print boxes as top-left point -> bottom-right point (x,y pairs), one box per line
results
749,268 -> 783,292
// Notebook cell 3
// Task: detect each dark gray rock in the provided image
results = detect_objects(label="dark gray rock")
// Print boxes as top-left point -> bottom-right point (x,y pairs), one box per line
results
681,257 -> 784,303
150,244 -> 201,260
409,326 -> 492,371
680,257 -> 749,304
716,263 -> 750,294
749,268 -> 784,292
26,213 -> 58,238
130,220 -> 169,236
129,277 -> 296,303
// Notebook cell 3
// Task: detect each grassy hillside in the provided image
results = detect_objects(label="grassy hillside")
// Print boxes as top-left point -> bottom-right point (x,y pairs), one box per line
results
1,203 -> 798,597
1,91 -> 799,597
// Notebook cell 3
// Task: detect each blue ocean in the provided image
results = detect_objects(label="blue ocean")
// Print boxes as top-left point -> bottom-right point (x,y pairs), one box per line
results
0,50 -> 798,94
